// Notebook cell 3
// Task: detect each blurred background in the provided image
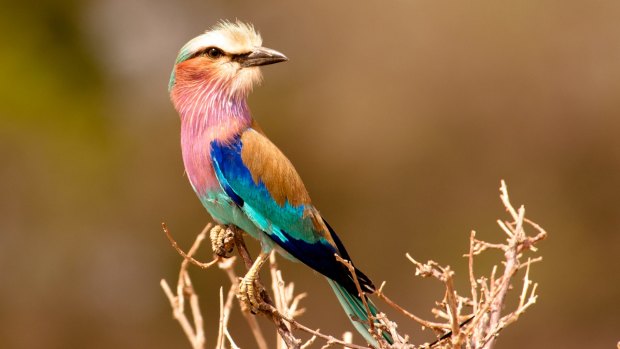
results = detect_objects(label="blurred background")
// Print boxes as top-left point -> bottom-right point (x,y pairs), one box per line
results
1,0 -> 619,348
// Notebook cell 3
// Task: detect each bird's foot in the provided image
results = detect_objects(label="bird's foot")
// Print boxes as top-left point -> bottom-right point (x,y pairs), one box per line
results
209,225 -> 235,258
237,275 -> 267,314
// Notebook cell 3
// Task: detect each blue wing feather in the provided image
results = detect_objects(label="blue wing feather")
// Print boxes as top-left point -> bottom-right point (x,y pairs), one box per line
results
210,131 -> 374,295
210,135 -> 310,238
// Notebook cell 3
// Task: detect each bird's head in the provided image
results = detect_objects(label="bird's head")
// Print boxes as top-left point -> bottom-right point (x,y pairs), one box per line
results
169,21 -> 287,98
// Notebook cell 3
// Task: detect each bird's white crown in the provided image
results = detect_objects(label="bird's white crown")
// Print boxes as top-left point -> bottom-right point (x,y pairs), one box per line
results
177,21 -> 263,63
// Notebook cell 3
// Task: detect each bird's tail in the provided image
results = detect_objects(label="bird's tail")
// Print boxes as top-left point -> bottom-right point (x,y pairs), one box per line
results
327,278 -> 393,348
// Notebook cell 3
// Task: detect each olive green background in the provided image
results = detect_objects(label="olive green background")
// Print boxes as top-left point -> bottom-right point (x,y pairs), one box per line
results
1,1 -> 618,348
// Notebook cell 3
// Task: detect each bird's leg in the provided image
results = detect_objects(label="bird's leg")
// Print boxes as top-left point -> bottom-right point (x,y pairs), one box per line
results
238,251 -> 269,314
209,224 -> 235,258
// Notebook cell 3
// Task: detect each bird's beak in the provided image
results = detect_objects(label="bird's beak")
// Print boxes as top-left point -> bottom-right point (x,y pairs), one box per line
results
236,47 -> 288,68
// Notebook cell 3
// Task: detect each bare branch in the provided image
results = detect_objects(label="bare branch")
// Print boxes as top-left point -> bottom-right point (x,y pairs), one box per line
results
161,181 -> 545,349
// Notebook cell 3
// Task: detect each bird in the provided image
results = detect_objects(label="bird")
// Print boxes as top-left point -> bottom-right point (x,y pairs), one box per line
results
169,21 -> 392,347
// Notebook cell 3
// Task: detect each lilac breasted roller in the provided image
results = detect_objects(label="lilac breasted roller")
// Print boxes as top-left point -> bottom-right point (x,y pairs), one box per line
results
168,21 -> 392,347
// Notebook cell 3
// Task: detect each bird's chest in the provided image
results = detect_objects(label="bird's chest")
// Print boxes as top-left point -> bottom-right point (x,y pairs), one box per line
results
180,116 -> 248,195
180,133 -> 259,237
181,140 -> 237,221
180,132 -> 221,195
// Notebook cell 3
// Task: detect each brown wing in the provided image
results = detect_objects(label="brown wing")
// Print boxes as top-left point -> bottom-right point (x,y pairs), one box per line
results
240,129 -> 312,207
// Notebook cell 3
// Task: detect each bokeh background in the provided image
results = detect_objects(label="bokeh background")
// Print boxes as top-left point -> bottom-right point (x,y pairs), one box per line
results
1,0 -> 619,348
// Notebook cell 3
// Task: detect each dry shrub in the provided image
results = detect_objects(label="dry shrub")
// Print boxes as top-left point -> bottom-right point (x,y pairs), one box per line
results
161,181 -> 546,349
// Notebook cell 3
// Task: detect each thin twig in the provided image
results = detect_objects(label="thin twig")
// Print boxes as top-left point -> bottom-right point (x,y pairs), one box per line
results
163,223 -> 219,269
375,286 -> 450,332
443,267 -> 460,342
216,287 -> 225,349
276,312 -> 374,349
161,279 -> 198,345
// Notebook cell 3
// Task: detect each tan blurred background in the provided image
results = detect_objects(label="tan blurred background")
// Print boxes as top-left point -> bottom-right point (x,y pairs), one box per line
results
1,0 -> 619,348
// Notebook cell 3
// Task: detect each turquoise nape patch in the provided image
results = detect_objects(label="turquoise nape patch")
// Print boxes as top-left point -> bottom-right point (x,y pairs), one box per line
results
168,46 -> 196,92
168,69 -> 176,92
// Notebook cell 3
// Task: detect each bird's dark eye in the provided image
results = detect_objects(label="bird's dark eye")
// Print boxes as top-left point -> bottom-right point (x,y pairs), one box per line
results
206,47 -> 224,59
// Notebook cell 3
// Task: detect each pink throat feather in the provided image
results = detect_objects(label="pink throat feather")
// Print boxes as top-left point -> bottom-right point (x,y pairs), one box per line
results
171,68 -> 253,195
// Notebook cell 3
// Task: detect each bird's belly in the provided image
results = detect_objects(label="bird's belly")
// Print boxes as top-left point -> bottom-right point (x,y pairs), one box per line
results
199,190 -> 273,249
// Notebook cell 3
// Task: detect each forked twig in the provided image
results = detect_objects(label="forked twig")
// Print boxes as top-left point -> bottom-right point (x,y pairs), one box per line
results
162,222 -> 219,269
160,224 -> 212,349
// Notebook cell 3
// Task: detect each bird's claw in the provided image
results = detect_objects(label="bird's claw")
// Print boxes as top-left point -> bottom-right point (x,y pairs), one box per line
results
210,225 -> 235,258
237,276 -> 266,314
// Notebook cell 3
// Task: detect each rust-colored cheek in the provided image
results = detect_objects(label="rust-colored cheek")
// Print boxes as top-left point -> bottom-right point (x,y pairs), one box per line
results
175,58 -> 216,84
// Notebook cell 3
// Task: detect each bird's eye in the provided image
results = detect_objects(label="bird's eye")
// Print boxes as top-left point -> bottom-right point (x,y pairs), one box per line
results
206,47 -> 224,59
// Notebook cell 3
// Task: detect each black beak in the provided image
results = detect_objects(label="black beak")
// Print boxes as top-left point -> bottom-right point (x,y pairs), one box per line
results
234,47 -> 288,67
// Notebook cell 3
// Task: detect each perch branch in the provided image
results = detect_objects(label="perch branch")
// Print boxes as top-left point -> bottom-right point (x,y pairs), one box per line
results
161,180 -> 546,349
